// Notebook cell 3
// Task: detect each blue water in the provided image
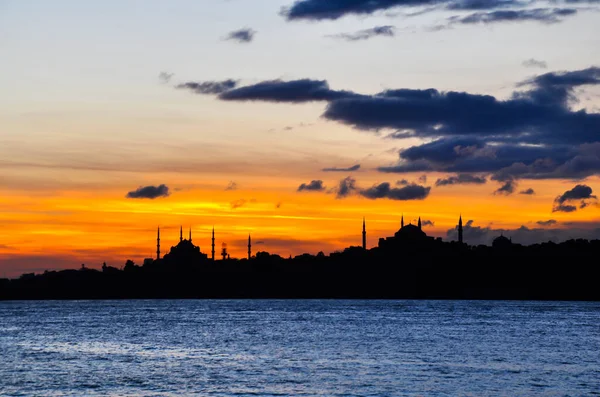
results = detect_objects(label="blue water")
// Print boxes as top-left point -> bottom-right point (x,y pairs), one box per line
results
0,300 -> 599,396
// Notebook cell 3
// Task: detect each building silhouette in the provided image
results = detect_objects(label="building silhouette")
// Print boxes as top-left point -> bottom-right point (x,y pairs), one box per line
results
248,234 -> 252,260
156,226 -> 161,260
458,215 -> 463,244
378,215 -> 434,250
362,217 -> 366,250
211,227 -> 215,261
221,242 -> 228,261
159,226 -> 208,266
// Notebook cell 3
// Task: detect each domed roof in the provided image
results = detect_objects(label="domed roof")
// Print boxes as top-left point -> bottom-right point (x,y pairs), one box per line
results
394,223 -> 427,239
492,234 -> 512,247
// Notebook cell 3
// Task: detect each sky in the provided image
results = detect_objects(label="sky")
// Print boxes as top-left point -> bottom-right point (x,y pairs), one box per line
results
0,0 -> 599,277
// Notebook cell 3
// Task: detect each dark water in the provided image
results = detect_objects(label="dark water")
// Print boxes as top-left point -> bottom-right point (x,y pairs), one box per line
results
0,300 -> 599,396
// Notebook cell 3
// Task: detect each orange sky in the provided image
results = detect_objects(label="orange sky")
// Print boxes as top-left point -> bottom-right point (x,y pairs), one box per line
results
1,1 -> 599,278
1,172 -> 598,277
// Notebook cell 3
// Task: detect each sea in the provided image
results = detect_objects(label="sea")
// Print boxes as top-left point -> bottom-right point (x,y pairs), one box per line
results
0,300 -> 598,396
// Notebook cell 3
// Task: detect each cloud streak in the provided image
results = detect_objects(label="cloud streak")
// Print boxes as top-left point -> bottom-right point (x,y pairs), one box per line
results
322,164 -> 360,172
447,8 -> 577,26
435,173 -> 486,186
327,25 -> 395,41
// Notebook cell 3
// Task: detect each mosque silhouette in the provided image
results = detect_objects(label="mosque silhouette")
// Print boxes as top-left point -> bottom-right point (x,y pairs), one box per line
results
150,214 -> 495,264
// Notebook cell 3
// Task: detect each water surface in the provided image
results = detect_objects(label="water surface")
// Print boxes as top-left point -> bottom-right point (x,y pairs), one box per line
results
1,300 -> 598,396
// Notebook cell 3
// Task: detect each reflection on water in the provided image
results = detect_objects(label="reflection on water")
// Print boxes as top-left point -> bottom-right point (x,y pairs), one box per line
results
1,300 -> 599,396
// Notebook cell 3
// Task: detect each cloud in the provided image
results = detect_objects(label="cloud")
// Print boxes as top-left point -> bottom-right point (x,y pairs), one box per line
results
327,25 -> 395,41
537,219 -> 557,226
553,203 -> 578,212
178,67 -> 600,181
522,58 -> 548,69
553,184 -> 597,212
230,199 -> 247,209
158,71 -> 174,83
297,180 -> 326,192
335,176 -> 357,198
494,180 -> 516,195
281,0 -> 522,21
322,164 -> 360,172
176,80 -> 238,95
435,173 -> 486,186
519,188 -> 535,195
126,184 -> 170,199
447,8 -> 577,26
219,79 -> 360,103
422,219 -> 435,226
418,174 -> 428,183
446,220 -> 600,245
225,181 -> 238,191
225,28 -> 256,43
281,0 -> 587,22
360,182 -> 431,200
397,179 -> 409,185
281,0 -> 425,20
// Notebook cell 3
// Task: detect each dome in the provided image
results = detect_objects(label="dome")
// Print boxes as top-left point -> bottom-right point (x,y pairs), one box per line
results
492,234 -> 512,248
394,223 -> 427,239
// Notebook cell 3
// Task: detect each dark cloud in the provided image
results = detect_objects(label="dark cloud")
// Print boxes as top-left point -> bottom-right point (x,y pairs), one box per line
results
126,184 -> 170,199
418,174 -> 428,183
322,164 -> 360,172
219,79 -> 360,103
494,180 -> 516,195
282,0 -> 433,20
327,25 -> 395,41
158,71 -> 174,83
435,173 -> 486,186
335,176 -> 358,198
446,220 -> 600,245
553,184 -> 597,212
520,188 -> 535,195
179,67 -> 600,181
225,181 -> 238,191
325,67 -> 600,144
397,179 -> 409,185
281,0 -> 537,21
422,219 -> 435,226
447,8 -> 577,26
225,28 -> 256,43
553,203 -> 578,212
360,182 -> 431,200
176,80 -> 238,95
297,180 -> 326,192
537,219 -> 557,226
522,58 -> 548,69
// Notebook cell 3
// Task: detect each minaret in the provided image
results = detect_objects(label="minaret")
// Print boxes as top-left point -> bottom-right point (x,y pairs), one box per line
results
156,226 -> 161,260
458,214 -> 463,244
180,225 -> 183,242
418,216 -> 422,230
211,227 -> 215,261
362,217 -> 366,250
248,234 -> 251,260
189,227 -> 192,243
401,214 -> 404,228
